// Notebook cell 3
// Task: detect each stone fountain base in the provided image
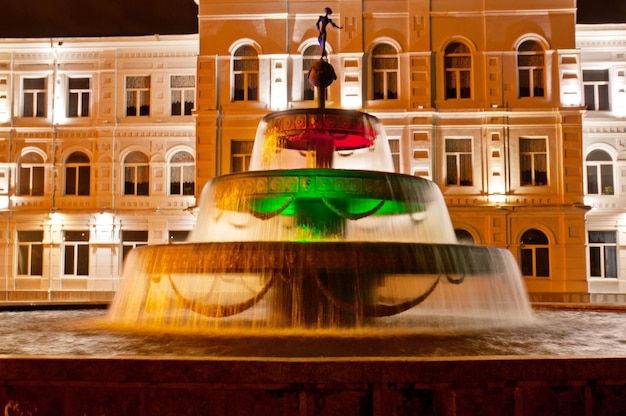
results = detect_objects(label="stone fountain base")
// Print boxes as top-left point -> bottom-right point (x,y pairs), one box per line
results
2,356 -> 626,415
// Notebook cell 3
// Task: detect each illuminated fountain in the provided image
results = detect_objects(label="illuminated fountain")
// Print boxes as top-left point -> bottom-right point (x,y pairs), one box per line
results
108,54 -> 533,331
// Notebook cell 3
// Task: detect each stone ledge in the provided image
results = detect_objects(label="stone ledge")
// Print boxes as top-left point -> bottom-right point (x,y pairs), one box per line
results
0,356 -> 625,415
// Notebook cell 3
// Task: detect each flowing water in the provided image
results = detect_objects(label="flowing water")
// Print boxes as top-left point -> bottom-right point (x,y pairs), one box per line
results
108,108 -> 534,330
2,308 -> 625,358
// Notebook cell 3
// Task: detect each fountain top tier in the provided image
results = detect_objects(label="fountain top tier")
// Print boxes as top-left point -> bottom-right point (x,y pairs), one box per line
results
249,108 -> 395,172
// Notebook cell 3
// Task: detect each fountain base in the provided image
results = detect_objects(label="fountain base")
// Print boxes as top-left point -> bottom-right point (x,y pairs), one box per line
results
109,241 -> 532,329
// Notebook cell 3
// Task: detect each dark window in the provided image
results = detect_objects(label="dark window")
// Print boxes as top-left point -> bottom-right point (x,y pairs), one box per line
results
233,45 -> 259,102
518,41 -> 545,98
65,152 -> 90,196
372,43 -> 398,100
17,230 -> 43,276
589,231 -> 617,278
583,69 -> 610,111
520,229 -> 549,277
520,138 -> 547,186
444,43 -> 471,99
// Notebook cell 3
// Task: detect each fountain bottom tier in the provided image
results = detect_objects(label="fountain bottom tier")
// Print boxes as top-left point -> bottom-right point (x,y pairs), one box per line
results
108,241 -> 534,329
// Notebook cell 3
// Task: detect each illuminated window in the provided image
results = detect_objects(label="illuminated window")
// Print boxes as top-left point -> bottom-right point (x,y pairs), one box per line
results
372,43 -> 398,100
445,138 -> 473,186
17,231 -> 43,276
231,140 -> 253,172
63,230 -> 89,276
519,138 -> 547,186
65,152 -> 90,196
520,229 -> 549,277
232,45 -> 259,102
583,69 -> 610,111
588,231 -> 617,278
126,76 -> 150,116
444,42 -> 471,99
171,75 -> 195,116
169,151 -> 195,196
585,149 -> 614,195
123,151 -> 149,196
122,230 -> 148,263
17,152 -> 45,196
67,77 -> 90,117
23,77 -> 47,117
518,40 -> 545,98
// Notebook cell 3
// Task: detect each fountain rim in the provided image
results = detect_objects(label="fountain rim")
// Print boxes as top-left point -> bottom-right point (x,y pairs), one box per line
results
260,107 -> 381,123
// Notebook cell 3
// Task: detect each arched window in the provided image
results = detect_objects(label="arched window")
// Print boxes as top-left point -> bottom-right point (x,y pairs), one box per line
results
232,45 -> 259,102
455,229 -> 475,245
123,151 -> 149,196
586,150 -> 614,195
18,152 -> 45,196
520,229 -> 549,277
518,40 -> 545,98
302,45 -> 320,101
169,151 -> 195,196
371,43 -> 398,100
65,151 -> 90,196
444,42 -> 471,99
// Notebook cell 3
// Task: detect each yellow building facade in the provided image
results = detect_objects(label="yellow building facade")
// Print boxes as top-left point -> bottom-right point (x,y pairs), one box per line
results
195,0 -> 588,300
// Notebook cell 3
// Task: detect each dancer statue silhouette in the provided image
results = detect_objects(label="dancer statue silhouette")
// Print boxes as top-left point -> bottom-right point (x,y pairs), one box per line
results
317,7 -> 342,58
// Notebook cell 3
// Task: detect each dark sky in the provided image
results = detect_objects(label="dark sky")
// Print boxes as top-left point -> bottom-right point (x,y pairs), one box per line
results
0,0 -> 623,38
0,0 -> 198,38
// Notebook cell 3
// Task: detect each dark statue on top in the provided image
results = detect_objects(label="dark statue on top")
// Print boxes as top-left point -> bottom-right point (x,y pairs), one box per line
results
316,7 -> 342,59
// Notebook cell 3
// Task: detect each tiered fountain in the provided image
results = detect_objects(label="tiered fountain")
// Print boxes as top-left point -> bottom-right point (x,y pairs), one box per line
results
108,30 -> 533,332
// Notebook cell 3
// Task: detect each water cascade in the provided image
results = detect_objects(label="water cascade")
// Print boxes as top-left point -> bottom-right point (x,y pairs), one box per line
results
108,49 -> 534,331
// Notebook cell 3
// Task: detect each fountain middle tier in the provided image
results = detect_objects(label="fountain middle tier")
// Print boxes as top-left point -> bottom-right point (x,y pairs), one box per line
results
191,168 -> 458,243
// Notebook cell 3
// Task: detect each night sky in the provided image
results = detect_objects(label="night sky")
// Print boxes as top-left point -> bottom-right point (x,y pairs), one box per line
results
0,0 -> 624,38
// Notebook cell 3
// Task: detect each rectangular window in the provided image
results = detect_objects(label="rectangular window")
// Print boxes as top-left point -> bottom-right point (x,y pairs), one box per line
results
170,75 -> 195,116
67,77 -> 90,117
65,165 -> 90,196
126,76 -> 150,116
388,138 -> 400,173
63,231 -> 89,276
589,231 -> 617,278
17,231 -> 43,276
124,165 -> 149,196
168,230 -> 190,243
583,70 -> 610,111
519,138 -> 547,186
122,230 -> 148,263
231,140 -> 254,173
18,166 -> 44,196
23,77 -> 47,117
170,164 -> 195,195
445,138 -> 473,186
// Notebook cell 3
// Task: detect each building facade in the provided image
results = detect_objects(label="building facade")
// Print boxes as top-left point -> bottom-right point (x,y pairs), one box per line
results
0,35 -> 198,301
578,24 -> 626,300
0,1 -> 624,303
